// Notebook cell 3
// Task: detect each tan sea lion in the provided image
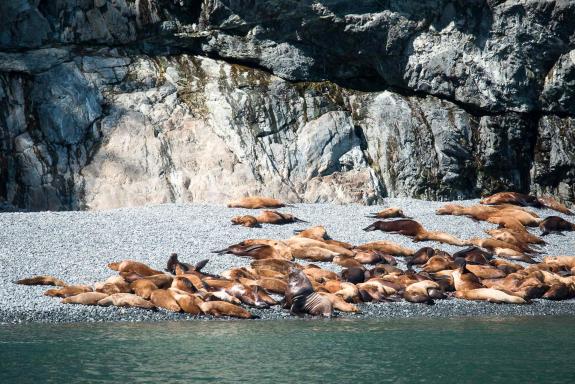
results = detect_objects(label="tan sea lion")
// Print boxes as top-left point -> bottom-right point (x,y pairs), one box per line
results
250,259 -> 293,274
108,260 -> 163,277
318,292 -> 360,312
200,301 -> 255,319
356,241 -> 414,256
333,255 -> 363,268
537,196 -> 573,215
404,280 -> 445,304
366,207 -> 409,219
168,289 -> 203,314
44,285 -> 92,298
15,276 -> 66,287
150,289 -> 181,312
455,288 -> 526,304
422,256 -> 458,273
452,266 -> 484,291
255,210 -> 307,224
61,292 -> 109,305
231,215 -> 261,228
256,278 -> 287,294
130,279 -> 158,299
480,192 -> 542,208
227,196 -> 288,209
97,293 -> 155,310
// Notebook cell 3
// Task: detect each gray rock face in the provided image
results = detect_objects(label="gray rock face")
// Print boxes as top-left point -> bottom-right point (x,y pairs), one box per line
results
0,1 -> 574,210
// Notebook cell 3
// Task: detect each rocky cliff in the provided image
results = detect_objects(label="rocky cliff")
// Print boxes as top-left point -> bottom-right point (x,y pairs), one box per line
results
1,0 -> 573,210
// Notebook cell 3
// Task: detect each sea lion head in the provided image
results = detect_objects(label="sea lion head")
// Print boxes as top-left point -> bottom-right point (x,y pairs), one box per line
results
287,268 -> 314,299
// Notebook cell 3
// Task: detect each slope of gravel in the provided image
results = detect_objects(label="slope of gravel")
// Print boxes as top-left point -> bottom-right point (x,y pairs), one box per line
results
1,198 -> 574,324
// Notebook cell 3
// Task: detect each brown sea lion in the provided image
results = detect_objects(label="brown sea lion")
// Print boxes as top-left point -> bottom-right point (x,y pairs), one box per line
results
363,219 -> 467,246
480,192 -> 542,208
543,256 -> 575,269
453,247 -> 492,265
452,266 -> 484,292
341,267 -> 366,284
250,259 -> 293,274
231,215 -> 261,228
285,269 -> 333,317
44,285 -> 92,298
468,238 -> 536,263
94,276 -> 131,295
537,196 -> 573,215
15,275 -> 66,287
543,283 -> 575,300
284,237 -> 355,257
354,250 -> 393,265
422,256 -> 458,273
165,253 -> 209,275
333,255 -> 363,268
200,301 -> 255,319
406,247 -> 435,268
150,289 -> 181,312
294,226 -> 329,240
214,243 -> 282,260
61,292 -> 109,305
465,265 -> 507,279
256,278 -> 288,294
454,288 -> 526,304
255,210 -> 307,224
539,216 -> 575,236
366,207 -> 409,219
227,196 -> 288,209
97,293 -> 155,310
485,228 -> 545,245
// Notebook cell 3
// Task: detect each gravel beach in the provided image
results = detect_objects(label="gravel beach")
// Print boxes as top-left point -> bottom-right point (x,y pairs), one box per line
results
1,198 -> 574,324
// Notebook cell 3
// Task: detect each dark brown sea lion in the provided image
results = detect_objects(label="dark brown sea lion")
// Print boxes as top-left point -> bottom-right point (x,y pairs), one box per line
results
453,247 -> 493,265
406,247 -> 435,268
15,276 -> 66,287
480,192 -> 542,207
285,269 -> 333,317
213,243 -> 281,260
108,260 -> 163,277
231,215 -> 261,228
363,219 -> 467,246
539,216 -> 575,236
227,196 -> 288,209
341,267 -> 366,284
165,253 -> 209,275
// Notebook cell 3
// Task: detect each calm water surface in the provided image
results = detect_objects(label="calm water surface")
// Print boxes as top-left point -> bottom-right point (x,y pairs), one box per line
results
1,316 -> 574,383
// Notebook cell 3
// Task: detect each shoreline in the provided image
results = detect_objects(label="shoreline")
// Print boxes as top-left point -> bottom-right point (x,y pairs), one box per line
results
2,199 -> 574,324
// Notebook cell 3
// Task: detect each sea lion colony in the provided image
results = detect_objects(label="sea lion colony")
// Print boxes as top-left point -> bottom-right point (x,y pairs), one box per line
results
15,192 -> 575,318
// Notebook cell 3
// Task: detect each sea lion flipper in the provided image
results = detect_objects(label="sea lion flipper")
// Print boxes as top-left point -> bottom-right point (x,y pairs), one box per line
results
194,259 -> 209,272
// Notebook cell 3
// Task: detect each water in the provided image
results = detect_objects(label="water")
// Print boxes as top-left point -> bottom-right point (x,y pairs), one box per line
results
1,316 -> 574,383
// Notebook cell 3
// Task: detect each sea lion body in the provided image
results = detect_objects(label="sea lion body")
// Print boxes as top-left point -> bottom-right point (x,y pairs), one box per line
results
97,293 -> 155,310
356,241 -> 414,256
231,215 -> 261,227
150,289 -> 181,312
227,196 -> 286,209
130,279 -> 158,299
537,196 -> 573,215
61,292 -> 108,305
539,216 -> 575,236
455,288 -> 526,304
200,301 -> 255,319
256,210 -> 305,224
480,192 -> 542,208
15,275 -> 66,287
44,285 -> 92,298
367,207 -> 408,219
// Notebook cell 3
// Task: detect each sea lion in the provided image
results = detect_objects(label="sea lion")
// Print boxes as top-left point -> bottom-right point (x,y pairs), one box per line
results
363,219 -> 468,246
539,216 -> 575,236
341,267 -> 366,284
285,269 -> 333,317
256,278 -> 288,294
318,292 -> 360,312
250,259 -> 293,274
94,276 -> 131,295
356,241 -> 414,256
406,247 -> 435,268
284,237 -> 355,257
214,243 -> 283,260
108,260 -> 163,277
44,285 -> 92,298
97,293 -> 155,310
165,253 -> 209,275
227,196 -> 287,209
255,210 -> 307,225
130,279 -> 158,299
150,289 -> 181,312
480,192 -> 542,207
468,238 -> 536,263
465,264 -> 507,279
61,292 -> 109,305
404,280 -> 445,304
453,247 -> 492,265
454,288 -> 527,304
200,301 -> 255,319
333,255 -> 363,268
168,289 -> 203,314
422,256 -> 457,273
485,228 -> 545,245
543,256 -> 575,269
354,250 -> 394,265
231,215 -> 261,228
294,226 -> 329,240
15,275 -> 66,287
366,207 -> 409,219
452,265 -> 484,292
537,196 -> 573,215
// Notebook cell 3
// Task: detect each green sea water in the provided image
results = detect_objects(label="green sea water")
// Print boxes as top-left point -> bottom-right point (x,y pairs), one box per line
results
1,316 -> 574,383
